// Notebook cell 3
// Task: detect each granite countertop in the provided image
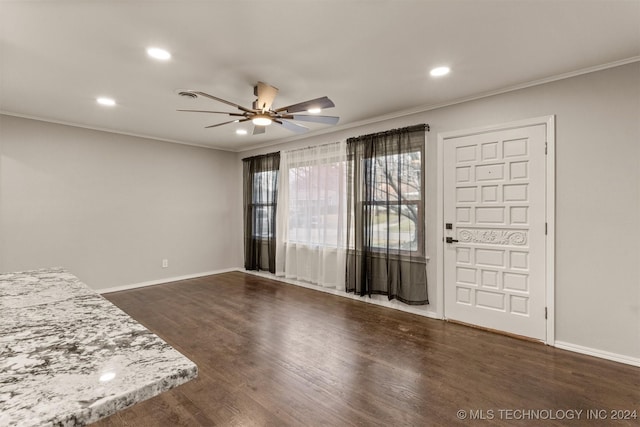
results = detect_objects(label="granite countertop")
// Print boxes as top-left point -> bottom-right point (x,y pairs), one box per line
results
0,268 -> 198,426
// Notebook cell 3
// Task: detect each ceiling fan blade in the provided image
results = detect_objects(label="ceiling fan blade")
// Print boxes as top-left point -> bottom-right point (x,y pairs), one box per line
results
276,119 -> 309,134
184,90 -> 253,113
177,109 -> 245,116
253,125 -> 266,135
274,96 -> 335,113
283,114 -> 340,125
252,82 -> 279,112
204,118 -> 250,129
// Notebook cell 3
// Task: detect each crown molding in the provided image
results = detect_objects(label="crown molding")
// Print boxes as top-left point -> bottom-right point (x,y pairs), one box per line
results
237,56 -> 640,153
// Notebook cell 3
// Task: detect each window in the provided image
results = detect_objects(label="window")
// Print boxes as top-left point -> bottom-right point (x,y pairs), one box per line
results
285,153 -> 346,247
346,124 -> 428,304
252,170 -> 277,239
242,152 -> 280,273
274,142 -> 347,288
365,150 -> 422,253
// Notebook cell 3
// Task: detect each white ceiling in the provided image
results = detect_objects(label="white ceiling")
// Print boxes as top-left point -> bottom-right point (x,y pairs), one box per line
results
1,1 -> 639,152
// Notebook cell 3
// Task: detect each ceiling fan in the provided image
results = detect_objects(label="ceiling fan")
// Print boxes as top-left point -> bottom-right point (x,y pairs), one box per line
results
177,82 -> 339,135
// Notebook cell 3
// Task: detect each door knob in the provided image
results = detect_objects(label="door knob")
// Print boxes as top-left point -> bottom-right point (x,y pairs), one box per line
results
446,237 -> 459,243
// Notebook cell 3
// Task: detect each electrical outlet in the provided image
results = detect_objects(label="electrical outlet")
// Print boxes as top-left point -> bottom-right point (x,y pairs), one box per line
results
162,259 -> 168,268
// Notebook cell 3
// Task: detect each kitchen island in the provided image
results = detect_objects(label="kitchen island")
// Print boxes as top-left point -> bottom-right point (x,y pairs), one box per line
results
0,268 -> 197,426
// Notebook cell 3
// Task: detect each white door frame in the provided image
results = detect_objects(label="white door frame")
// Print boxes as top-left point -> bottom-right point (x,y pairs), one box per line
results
436,116 -> 555,345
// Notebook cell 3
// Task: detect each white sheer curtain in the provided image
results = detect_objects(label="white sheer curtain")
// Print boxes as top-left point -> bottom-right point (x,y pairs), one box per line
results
276,141 -> 347,290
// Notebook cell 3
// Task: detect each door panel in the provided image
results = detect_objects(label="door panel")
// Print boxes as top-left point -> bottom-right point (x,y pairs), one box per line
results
444,124 -> 546,340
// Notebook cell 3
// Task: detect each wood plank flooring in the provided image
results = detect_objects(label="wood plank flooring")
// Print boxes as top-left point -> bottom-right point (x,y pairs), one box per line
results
92,272 -> 639,426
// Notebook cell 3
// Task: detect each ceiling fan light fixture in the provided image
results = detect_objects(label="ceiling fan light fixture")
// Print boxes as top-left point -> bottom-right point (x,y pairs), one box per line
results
307,108 -> 322,114
252,116 -> 273,126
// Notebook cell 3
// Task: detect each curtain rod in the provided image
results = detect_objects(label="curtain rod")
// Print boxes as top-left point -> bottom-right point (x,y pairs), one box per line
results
347,123 -> 429,143
241,151 -> 280,162
283,141 -> 343,154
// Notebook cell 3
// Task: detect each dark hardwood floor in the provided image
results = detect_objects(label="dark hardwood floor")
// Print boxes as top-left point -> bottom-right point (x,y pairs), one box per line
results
92,272 -> 639,426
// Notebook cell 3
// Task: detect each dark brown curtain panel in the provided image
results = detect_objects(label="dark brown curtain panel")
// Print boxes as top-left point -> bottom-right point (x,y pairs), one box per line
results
346,124 -> 429,304
243,152 -> 280,273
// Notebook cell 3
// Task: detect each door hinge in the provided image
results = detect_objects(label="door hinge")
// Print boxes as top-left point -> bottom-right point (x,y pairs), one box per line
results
545,142 -> 548,154
545,307 -> 548,319
545,222 -> 548,235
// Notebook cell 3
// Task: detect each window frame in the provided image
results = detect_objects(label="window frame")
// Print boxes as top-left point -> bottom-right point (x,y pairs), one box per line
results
360,148 -> 425,257
250,169 -> 278,240
283,151 -> 347,248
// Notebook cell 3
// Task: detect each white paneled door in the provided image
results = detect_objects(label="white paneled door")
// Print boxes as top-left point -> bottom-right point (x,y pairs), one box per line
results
443,124 -> 547,341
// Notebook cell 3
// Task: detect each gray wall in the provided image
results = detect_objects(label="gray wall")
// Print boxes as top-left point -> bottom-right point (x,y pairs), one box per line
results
236,62 -> 640,360
1,63 -> 637,361
0,115 -> 242,290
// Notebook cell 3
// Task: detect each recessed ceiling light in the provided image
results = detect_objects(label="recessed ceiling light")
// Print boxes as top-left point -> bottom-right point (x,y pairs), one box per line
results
147,47 -> 171,60
236,129 -> 248,135
430,66 -> 450,77
96,97 -> 116,106
307,108 -> 322,114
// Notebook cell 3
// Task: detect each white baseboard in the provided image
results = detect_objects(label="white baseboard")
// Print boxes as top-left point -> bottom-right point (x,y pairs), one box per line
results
242,269 -> 440,320
98,268 -> 240,294
554,341 -> 640,368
